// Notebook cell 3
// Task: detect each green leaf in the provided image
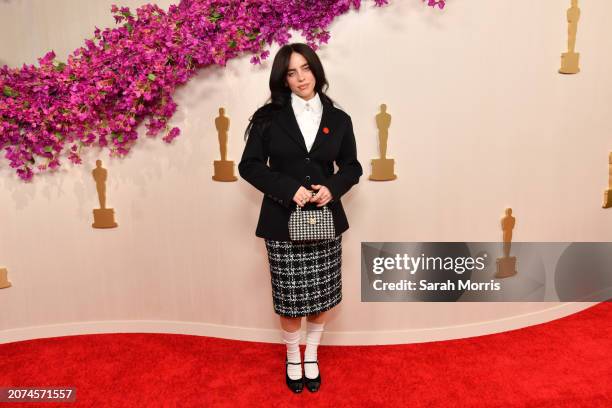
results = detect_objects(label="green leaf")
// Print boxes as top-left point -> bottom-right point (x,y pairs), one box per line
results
3,85 -> 17,97
53,61 -> 66,72
228,39 -> 237,48
44,146 -> 53,153
208,10 -> 222,23
147,73 -> 156,81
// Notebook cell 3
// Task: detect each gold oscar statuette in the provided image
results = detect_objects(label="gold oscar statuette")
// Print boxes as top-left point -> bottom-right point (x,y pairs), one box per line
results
92,159 -> 118,228
559,0 -> 581,74
603,152 -> 612,208
0,266 -> 11,289
495,208 -> 518,278
212,107 -> 238,181
369,103 -> 397,181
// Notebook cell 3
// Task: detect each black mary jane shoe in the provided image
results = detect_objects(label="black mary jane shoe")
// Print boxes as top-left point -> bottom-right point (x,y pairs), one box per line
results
303,360 -> 321,392
285,359 -> 304,393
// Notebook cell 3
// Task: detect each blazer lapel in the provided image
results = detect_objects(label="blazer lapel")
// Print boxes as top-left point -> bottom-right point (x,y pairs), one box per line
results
309,98 -> 333,154
276,96 -> 334,154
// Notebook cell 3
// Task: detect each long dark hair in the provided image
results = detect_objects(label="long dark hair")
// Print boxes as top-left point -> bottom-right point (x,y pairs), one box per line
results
243,43 -> 338,141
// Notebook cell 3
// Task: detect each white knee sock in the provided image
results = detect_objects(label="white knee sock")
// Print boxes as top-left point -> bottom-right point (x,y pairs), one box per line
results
304,321 -> 325,379
282,329 -> 302,380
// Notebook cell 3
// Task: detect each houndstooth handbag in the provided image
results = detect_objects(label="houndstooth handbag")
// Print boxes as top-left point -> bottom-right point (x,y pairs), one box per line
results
288,195 -> 336,241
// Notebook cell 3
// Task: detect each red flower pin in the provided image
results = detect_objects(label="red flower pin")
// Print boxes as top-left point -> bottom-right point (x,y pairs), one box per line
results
322,127 -> 330,134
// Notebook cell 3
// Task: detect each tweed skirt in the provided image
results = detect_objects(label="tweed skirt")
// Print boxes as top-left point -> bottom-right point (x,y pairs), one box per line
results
264,234 -> 343,317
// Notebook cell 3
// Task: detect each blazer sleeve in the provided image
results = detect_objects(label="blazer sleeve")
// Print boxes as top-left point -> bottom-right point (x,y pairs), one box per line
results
238,122 -> 301,208
324,115 -> 363,202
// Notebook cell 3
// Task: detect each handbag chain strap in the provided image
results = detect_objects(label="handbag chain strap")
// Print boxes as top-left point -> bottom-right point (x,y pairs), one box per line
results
295,190 -> 330,211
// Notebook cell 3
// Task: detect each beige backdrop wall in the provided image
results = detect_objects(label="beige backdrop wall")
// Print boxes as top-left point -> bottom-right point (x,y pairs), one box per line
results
1,0 -> 609,345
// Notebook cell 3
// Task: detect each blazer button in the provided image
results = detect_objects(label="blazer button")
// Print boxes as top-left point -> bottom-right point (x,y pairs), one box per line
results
305,175 -> 311,182
305,157 -> 310,163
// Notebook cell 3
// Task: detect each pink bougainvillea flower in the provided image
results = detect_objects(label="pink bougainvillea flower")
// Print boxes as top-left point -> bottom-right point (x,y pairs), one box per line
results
162,126 -> 180,143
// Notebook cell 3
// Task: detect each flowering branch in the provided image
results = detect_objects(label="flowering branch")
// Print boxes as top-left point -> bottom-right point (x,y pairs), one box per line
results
0,0 -> 445,181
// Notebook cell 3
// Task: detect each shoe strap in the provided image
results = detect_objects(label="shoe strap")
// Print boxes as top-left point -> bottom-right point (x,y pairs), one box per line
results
303,360 -> 318,364
286,361 -> 302,365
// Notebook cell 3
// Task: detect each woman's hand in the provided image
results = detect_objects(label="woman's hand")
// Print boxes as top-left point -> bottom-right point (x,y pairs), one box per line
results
310,184 -> 333,207
293,186 -> 314,207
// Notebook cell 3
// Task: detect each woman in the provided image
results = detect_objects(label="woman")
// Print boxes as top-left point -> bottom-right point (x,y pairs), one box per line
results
238,43 -> 362,394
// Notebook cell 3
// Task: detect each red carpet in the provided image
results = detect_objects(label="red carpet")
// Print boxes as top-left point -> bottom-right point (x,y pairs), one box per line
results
1,303 -> 611,407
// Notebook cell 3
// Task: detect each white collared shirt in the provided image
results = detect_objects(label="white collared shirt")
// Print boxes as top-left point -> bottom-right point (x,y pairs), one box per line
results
291,91 -> 323,152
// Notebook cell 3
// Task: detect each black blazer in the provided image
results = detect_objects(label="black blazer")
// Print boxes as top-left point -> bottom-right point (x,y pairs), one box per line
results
238,96 -> 363,240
